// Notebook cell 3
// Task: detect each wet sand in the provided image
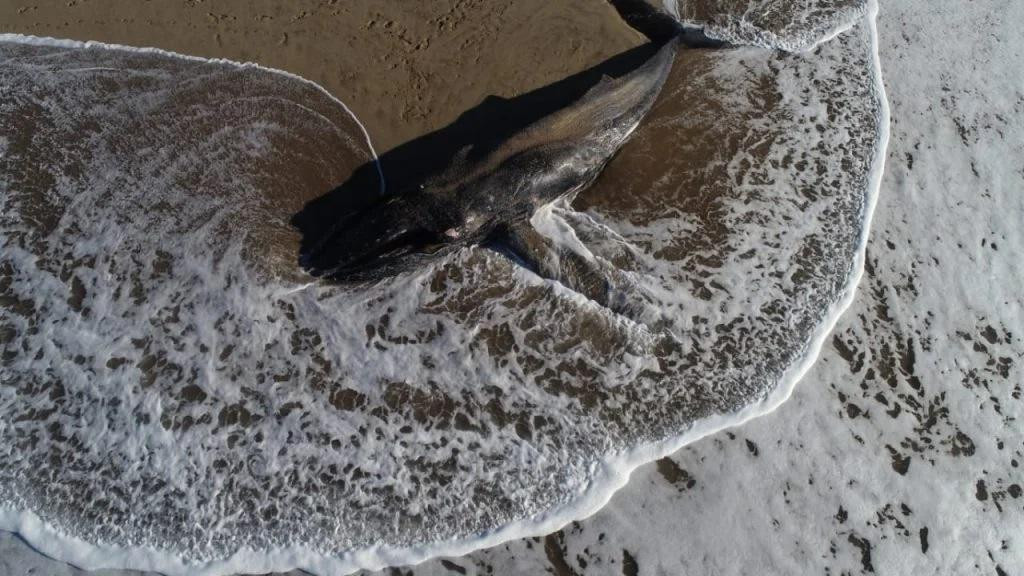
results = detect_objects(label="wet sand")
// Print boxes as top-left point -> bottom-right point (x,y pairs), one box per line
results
4,1 -> 1023,575
1,0 -> 643,151
0,2 -> 646,573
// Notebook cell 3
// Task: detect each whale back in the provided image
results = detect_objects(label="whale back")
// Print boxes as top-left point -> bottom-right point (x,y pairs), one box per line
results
424,38 -> 678,200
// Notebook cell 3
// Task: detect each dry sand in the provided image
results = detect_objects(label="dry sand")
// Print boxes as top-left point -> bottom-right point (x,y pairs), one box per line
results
1,0 -> 644,151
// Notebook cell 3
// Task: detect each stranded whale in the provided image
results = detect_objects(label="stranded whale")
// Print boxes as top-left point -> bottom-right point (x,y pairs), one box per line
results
304,30 -> 678,306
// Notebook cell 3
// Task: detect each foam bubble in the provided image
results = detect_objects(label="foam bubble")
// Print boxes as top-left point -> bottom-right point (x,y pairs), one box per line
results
0,7 -> 886,572
666,0 -> 868,51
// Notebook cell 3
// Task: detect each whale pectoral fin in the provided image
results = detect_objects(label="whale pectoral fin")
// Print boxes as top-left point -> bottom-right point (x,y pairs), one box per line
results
555,246 -> 614,308
486,222 -> 551,272
488,222 -> 612,308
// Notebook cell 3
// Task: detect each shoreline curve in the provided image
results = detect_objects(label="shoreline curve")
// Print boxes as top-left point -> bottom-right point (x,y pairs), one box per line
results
0,2 -> 889,571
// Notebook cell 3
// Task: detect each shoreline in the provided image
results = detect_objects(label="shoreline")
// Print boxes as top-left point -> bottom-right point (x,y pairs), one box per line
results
2,0 -> 1022,574
0,0 -> 642,152
0,2 -> 888,572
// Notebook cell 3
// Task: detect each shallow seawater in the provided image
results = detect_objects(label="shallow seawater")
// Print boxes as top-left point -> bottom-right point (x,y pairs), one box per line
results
0,3 -> 885,573
667,0 -> 868,50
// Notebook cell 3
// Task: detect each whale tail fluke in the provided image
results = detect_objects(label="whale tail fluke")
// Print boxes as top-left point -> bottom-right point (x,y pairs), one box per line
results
607,0 -> 727,48
607,0 -> 683,44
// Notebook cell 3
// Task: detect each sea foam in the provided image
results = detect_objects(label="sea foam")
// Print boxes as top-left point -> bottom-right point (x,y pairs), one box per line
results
0,0 -> 888,572
666,0 -> 869,51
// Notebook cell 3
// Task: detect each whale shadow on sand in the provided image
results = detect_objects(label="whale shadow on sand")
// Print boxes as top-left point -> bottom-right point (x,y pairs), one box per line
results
291,2 -> 721,279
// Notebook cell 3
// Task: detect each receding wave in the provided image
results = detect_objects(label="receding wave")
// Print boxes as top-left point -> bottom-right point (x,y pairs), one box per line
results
0,2 -> 887,573
666,0 -> 869,51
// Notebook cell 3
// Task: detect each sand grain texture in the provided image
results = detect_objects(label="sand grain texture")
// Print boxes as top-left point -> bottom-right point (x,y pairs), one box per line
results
2,0 -> 1021,575
1,0 -> 643,151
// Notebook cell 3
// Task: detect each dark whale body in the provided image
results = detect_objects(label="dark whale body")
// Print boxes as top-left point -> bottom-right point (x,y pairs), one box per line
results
303,8 -> 680,302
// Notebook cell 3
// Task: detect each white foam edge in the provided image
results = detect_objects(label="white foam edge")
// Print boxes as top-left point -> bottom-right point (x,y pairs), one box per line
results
663,0 -> 868,53
0,32 -> 385,196
0,3 -> 890,572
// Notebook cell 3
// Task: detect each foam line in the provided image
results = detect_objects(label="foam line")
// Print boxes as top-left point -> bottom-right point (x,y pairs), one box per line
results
0,3 -> 890,571
662,0 -> 868,52
0,32 -> 386,196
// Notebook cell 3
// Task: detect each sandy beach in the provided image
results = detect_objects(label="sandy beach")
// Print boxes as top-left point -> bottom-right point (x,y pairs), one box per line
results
2,0 -> 642,151
1,0 -> 1022,575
